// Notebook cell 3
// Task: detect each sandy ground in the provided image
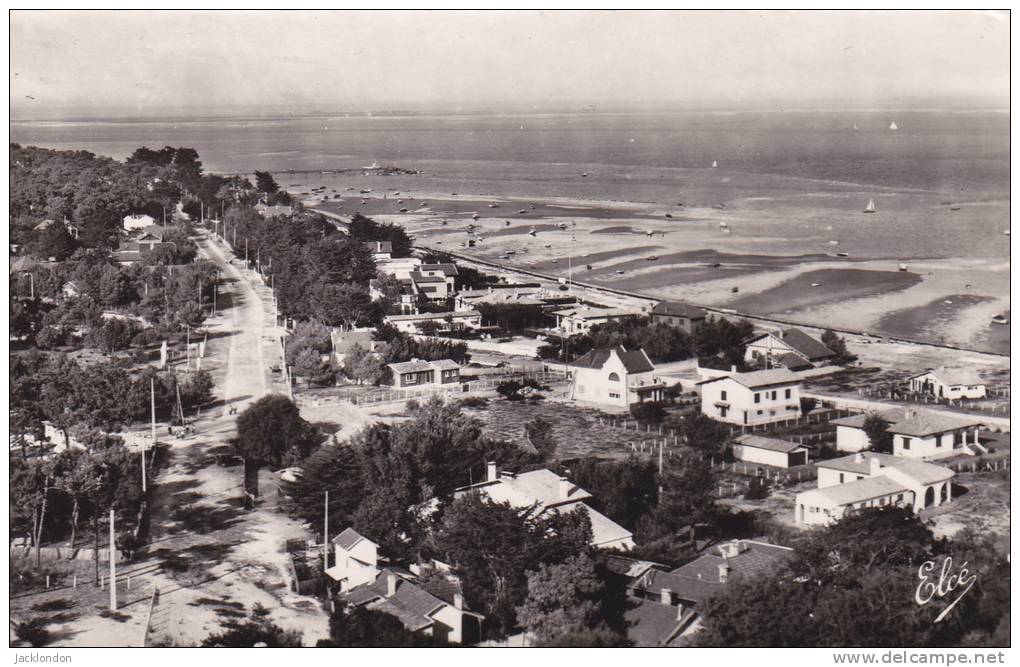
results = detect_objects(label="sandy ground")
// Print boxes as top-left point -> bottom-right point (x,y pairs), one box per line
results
37,233 -> 329,647
302,177 -> 1009,354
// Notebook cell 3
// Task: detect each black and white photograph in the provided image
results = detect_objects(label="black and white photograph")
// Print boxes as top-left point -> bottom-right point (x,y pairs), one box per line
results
7,7 -> 1011,656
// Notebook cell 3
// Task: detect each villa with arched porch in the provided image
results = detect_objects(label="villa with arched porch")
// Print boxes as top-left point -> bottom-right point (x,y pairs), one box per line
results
794,452 -> 955,526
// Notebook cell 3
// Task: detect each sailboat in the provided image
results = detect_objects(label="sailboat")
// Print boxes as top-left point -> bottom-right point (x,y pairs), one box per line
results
853,123 -> 859,131
864,198 -> 877,213
711,160 -> 718,168
889,121 -> 898,131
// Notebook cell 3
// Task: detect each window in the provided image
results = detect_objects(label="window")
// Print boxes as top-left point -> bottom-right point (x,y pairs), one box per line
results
609,392 -> 621,399
839,473 -> 844,483
756,410 -> 763,415
771,391 -> 777,400
902,437 -> 912,451
754,393 -> 761,404
608,372 -> 620,382
785,388 -> 792,399
936,435 -> 943,448
897,494 -> 904,503
405,374 -> 417,385
880,497 -> 887,505
719,406 -> 728,418
720,390 -> 727,400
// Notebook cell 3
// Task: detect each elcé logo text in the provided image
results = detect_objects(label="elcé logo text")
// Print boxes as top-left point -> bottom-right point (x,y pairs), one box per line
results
915,556 -> 977,623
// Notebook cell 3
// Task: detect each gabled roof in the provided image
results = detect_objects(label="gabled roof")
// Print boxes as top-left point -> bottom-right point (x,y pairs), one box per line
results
910,367 -> 985,387
552,307 -> 641,321
651,301 -> 707,319
816,451 -> 899,475
331,329 -> 374,354
409,271 -> 446,284
389,360 -> 435,375
571,346 -> 654,374
332,527 -> 368,551
882,459 -> 955,486
339,570 -> 445,632
420,263 -> 459,277
671,540 -> 796,584
365,240 -> 393,254
476,468 -> 593,508
748,328 -> 835,361
830,408 -> 982,437
798,475 -> 908,507
624,600 -> 690,647
699,369 -> 801,389
775,353 -> 814,371
735,434 -> 807,454
429,359 -> 460,371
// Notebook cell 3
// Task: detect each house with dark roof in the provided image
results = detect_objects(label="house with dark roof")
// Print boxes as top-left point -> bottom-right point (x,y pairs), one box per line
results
569,346 -> 664,408
552,305 -> 641,334
908,367 -> 987,400
456,463 -> 635,551
830,408 -> 984,460
387,359 -> 461,389
796,452 -> 955,525
650,301 -> 707,334
325,528 -> 381,592
744,328 -> 836,368
364,240 -> 393,260
619,539 -> 795,645
336,569 -> 483,644
698,369 -> 802,426
733,434 -> 809,468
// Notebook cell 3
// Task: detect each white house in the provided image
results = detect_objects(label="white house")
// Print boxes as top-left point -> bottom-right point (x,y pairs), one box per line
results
325,528 -> 381,592
569,346 -> 664,408
553,306 -> 642,335
336,568 -> 483,644
387,359 -> 461,389
409,271 -> 453,303
331,328 -> 375,362
123,213 -> 156,232
384,310 -> 481,334
830,408 -> 984,460
795,452 -> 955,526
364,240 -> 393,261
732,434 -> 809,468
743,328 -> 836,368
456,463 -> 635,551
699,369 -> 802,426
377,256 -> 423,281
907,367 -> 987,400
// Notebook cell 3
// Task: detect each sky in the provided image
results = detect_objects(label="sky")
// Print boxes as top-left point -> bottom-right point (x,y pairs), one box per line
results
10,10 -> 1010,118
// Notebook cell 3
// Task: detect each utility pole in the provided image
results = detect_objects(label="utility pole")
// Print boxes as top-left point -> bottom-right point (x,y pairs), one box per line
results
185,325 -> 191,371
323,491 -> 329,573
213,283 -> 217,316
109,509 -> 117,610
245,238 -> 249,264
147,378 -> 156,493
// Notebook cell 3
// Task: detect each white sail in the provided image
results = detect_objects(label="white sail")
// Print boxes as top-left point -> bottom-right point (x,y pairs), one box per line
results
711,160 -> 718,168
853,123 -> 859,131
889,121 -> 898,131
864,198 -> 876,213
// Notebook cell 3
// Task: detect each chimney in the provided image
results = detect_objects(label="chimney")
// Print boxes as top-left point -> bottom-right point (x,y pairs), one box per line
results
718,563 -> 730,583
453,593 -> 464,610
387,573 -> 398,597
854,452 -> 864,464
486,461 -> 498,482
730,365 -> 738,373
676,602 -> 685,620
559,476 -> 573,499
869,456 -> 883,475
660,588 -> 672,605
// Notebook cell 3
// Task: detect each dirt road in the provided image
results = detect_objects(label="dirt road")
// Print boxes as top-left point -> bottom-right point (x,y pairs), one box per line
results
44,232 -> 328,647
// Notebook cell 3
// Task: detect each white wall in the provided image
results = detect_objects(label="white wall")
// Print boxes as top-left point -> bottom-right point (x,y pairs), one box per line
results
700,379 -> 801,426
732,445 -> 793,468
817,466 -> 868,489
893,432 -> 961,460
836,425 -> 872,452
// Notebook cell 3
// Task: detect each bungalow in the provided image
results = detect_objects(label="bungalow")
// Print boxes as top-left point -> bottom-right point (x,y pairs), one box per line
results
457,464 -> 635,551
908,367 -> 987,400
699,369 -> 802,426
387,359 -> 461,389
829,408 -> 983,460
795,452 -> 955,525
336,569 -> 483,644
732,434 -> 809,468
61,281 -> 80,299
331,328 -> 375,362
376,256 -> 423,281
254,203 -> 293,218
743,328 -> 836,368
418,263 -> 459,290
649,301 -> 707,335
364,240 -> 393,261
409,271 -> 453,302
384,310 -> 481,334
621,539 -> 795,646
569,346 -> 665,408
325,528 -> 381,593
552,306 -> 641,335
123,213 -> 156,232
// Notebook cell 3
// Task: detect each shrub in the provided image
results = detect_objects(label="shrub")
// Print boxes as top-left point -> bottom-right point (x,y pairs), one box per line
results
14,617 -> 50,647
630,401 -> 667,424
459,396 -> 489,409
744,477 -> 770,500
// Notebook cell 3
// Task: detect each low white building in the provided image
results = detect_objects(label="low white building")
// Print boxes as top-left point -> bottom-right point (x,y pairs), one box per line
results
830,408 -> 984,460
907,367 -> 987,400
384,310 -> 481,334
553,306 -> 641,335
795,452 -> 955,526
387,359 -> 461,389
364,240 -> 393,261
123,213 -> 156,232
743,328 -> 837,368
456,463 -> 635,551
569,346 -> 664,408
732,434 -> 809,468
699,369 -> 802,426
377,256 -> 423,280
325,528 -> 381,592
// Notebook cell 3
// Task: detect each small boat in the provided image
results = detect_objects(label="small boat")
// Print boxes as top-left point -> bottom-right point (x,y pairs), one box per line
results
864,198 -> 877,213
889,121 -> 898,131
949,206 -> 961,211
581,172 -> 588,178
719,221 -> 728,228
646,230 -> 655,236
360,188 -> 373,193
397,199 -> 404,204
505,220 -> 511,226
529,228 -> 537,236
665,213 -> 673,218
488,204 -> 498,208
472,213 -> 480,220
829,240 -> 840,246
552,259 -> 558,264
505,250 -> 515,255
731,286 -> 739,293
1004,230 -> 1011,236
647,255 -> 659,261
441,219 -> 448,225
712,160 -> 718,168
398,208 -> 408,213
586,264 -> 593,270
991,314 -> 1009,325
558,223 -> 569,230
836,252 -> 849,257
517,209 -> 527,215
898,263 -> 908,272
709,262 -> 722,268
811,283 -> 821,288
362,162 -> 381,169
944,300 -> 953,305
853,123 -> 859,131
616,269 -> 625,274
543,243 -> 552,248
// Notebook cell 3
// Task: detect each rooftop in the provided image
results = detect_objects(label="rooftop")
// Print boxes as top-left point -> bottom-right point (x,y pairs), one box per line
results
699,368 -> 801,389
419,263 -> 459,277
816,451 -> 899,475
830,408 -> 982,437
735,434 -> 807,454
798,475 -> 908,507
474,468 -> 593,509
332,527 -> 368,551
775,353 -> 814,371
552,306 -> 641,320
364,240 -> 394,254
409,271 -> 447,284
624,600 -> 689,647
912,367 -> 985,387
651,301 -> 707,319
571,346 -> 655,374
388,360 -> 435,375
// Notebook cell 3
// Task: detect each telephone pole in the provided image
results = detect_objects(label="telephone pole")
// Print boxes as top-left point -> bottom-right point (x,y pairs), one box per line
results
109,509 -> 117,610
323,491 -> 329,573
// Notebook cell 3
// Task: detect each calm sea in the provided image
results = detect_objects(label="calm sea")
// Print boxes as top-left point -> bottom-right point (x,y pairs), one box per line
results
10,110 -> 1009,195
